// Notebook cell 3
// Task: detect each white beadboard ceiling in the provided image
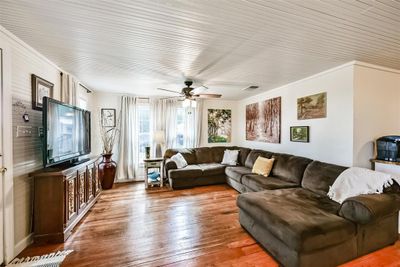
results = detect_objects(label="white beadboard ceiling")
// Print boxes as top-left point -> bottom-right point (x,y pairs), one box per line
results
1,0 -> 400,99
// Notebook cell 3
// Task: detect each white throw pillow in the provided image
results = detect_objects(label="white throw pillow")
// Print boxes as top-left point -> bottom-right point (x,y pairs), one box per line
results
221,150 -> 239,166
170,153 -> 188,169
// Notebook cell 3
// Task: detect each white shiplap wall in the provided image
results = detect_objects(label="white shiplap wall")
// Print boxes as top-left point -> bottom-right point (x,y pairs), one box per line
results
0,26 -> 93,255
9,32 -> 61,253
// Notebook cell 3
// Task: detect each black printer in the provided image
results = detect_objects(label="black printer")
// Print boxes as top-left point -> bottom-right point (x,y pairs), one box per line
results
376,136 -> 400,162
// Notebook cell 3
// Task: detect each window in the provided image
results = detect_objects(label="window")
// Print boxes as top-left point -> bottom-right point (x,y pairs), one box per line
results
132,100 -> 196,165
137,104 -> 151,165
78,97 -> 87,110
175,104 -> 196,148
175,107 -> 185,148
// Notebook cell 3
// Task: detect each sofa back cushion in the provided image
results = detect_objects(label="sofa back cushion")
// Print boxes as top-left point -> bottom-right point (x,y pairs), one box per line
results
233,147 -> 251,166
195,147 -> 213,164
164,148 -> 197,165
302,160 -> 347,195
210,146 -> 235,163
245,150 -> 273,168
271,153 -> 313,185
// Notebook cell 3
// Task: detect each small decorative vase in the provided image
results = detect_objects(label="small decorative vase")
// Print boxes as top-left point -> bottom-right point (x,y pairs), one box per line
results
145,146 -> 150,159
98,153 -> 117,190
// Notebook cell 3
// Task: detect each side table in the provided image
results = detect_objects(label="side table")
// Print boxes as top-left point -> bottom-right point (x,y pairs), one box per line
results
143,158 -> 164,189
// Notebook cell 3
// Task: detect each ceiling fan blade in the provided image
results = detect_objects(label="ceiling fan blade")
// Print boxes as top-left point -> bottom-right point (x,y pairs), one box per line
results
192,93 -> 222,99
191,85 -> 209,95
157,88 -> 182,94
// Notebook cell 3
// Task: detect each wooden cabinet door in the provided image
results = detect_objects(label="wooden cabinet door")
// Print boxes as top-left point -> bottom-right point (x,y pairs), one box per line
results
86,164 -> 95,202
77,170 -> 87,213
64,174 -> 78,227
94,164 -> 101,196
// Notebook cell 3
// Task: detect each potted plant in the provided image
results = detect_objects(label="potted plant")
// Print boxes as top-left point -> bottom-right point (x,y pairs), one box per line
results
98,121 -> 119,189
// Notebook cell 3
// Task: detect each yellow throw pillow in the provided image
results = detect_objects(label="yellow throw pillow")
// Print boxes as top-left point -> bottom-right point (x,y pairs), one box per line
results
252,156 -> 275,177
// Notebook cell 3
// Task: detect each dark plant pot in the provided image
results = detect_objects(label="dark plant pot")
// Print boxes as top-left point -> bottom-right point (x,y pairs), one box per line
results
98,153 -> 117,190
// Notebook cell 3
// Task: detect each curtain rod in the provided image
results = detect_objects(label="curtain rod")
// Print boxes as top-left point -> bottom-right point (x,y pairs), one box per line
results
79,83 -> 92,93
60,72 -> 93,93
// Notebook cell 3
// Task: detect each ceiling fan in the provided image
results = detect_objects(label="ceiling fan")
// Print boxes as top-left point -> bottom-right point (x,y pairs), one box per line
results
157,80 -> 222,100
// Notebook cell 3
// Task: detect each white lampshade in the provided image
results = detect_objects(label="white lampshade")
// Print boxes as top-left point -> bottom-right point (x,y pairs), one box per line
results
154,130 -> 165,144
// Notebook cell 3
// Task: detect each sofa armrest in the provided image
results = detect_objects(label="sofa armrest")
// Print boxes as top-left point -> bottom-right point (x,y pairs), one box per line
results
164,159 -> 177,178
338,193 -> 400,224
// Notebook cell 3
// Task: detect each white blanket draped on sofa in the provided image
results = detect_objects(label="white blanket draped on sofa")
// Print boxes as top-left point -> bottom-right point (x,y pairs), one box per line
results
327,167 -> 397,204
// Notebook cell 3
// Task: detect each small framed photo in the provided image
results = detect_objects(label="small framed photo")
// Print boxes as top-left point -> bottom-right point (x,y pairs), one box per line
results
31,74 -> 54,111
101,108 -> 116,127
290,126 -> 309,142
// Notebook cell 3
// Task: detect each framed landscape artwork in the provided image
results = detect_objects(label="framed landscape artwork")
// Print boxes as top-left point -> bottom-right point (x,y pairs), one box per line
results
101,108 -> 116,127
208,109 -> 232,143
246,96 -> 281,143
290,126 -> 309,142
31,74 -> 54,111
297,92 -> 327,120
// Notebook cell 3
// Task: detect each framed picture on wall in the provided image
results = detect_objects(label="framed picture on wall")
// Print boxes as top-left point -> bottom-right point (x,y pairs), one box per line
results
208,109 -> 232,143
101,108 -> 116,127
31,74 -> 54,111
290,126 -> 310,142
297,92 -> 327,120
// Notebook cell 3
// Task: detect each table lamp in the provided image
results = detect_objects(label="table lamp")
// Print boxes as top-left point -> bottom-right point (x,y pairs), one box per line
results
154,130 -> 165,158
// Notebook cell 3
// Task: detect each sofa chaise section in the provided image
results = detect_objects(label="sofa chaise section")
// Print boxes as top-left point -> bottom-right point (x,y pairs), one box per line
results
237,160 -> 400,267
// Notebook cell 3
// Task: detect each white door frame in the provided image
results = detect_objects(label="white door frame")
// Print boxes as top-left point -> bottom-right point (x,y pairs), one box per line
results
0,35 -> 15,264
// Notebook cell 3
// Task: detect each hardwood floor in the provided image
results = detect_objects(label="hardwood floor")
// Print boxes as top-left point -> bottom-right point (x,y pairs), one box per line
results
19,183 -> 400,266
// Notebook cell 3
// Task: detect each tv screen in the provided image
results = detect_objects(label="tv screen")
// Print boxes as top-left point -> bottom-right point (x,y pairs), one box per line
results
43,97 -> 91,167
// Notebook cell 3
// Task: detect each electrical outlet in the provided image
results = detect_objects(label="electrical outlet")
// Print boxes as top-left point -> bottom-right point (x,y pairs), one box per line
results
38,127 -> 44,137
16,126 -> 33,137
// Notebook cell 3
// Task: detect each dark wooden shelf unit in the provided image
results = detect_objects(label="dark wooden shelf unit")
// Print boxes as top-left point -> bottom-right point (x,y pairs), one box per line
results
31,157 -> 101,243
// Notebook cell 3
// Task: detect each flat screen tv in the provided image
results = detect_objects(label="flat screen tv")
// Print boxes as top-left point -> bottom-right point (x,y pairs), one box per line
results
43,97 -> 91,167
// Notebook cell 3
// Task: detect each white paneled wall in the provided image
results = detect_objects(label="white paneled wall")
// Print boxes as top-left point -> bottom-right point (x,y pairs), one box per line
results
0,26 -> 94,256
8,33 -> 62,254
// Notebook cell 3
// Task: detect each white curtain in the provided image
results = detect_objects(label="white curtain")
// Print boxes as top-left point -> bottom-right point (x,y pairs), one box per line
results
116,96 -> 138,181
150,98 -> 203,150
194,99 -> 203,147
150,98 -> 179,152
60,72 -> 77,105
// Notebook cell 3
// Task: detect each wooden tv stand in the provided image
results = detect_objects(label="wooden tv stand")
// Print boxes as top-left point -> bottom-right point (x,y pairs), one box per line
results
30,157 -> 102,243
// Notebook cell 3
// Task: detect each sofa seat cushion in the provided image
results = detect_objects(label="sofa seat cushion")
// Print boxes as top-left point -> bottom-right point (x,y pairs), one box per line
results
198,163 -> 226,176
168,165 -> 202,179
237,188 -> 356,252
242,175 -> 298,192
225,166 -> 253,183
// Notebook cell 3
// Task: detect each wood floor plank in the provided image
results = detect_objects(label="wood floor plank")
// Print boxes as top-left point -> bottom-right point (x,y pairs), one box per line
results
17,182 -> 400,266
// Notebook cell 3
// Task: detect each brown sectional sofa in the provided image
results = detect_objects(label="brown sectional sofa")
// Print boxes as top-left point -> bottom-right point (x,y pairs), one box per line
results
163,146 -> 400,267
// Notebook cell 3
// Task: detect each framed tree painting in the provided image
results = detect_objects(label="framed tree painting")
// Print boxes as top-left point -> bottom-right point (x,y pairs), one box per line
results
31,74 -> 54,111
101,108 -> 116,127
208,109 -> 232,143
297,92 -> 327,120
290,126 -> 309,142
245,96 -> 281,143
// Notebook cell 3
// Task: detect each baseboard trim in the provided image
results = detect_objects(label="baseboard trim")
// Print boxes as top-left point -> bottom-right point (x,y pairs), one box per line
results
14,233 -> 33,257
